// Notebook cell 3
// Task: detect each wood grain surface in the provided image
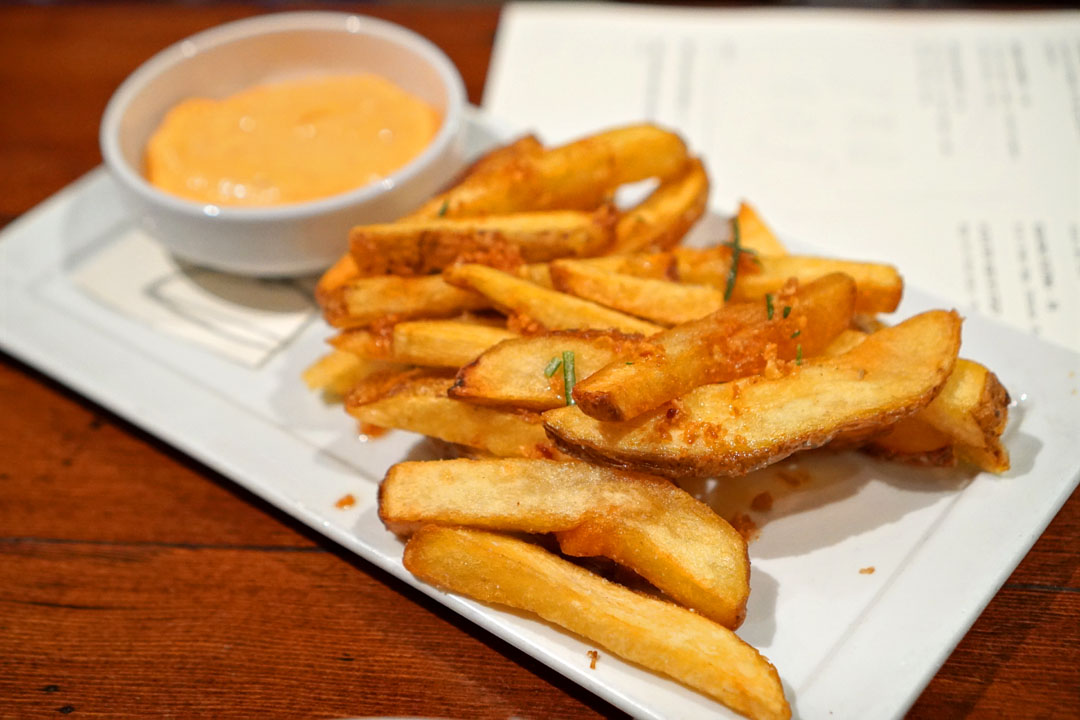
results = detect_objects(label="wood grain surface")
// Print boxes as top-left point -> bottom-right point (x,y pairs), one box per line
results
1,4 -> 1077,719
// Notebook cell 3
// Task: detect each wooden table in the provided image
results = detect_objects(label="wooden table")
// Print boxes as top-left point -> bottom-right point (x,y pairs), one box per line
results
1,4 -> 1076,718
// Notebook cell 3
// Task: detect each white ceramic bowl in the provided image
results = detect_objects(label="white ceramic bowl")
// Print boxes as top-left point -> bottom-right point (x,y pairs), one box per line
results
100,12 -> 467,276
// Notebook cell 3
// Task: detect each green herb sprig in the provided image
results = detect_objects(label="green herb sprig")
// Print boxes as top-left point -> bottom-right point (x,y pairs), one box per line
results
562,350 -> 577,406
766,294 -> 775,320
723,218 -> 743,301
543,356 -> 562,378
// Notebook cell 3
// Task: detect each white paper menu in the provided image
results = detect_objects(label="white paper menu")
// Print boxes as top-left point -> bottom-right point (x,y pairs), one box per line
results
485,5 -> 1080,352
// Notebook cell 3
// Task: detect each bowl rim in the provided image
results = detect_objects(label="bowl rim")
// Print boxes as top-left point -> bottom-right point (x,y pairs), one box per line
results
99,11 -> 467,222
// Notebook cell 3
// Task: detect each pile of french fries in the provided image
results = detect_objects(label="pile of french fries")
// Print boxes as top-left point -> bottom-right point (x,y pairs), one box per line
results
304,125 -> 1011,720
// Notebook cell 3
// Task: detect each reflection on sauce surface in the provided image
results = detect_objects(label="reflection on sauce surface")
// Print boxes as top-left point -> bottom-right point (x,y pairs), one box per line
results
145,74 -> 440,206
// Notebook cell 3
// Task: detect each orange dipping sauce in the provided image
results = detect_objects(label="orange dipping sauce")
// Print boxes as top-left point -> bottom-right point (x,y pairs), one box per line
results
145,74 -> 441,206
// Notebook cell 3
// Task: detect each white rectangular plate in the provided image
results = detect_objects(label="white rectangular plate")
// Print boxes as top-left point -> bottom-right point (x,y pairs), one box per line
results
1,109 -> 1078,720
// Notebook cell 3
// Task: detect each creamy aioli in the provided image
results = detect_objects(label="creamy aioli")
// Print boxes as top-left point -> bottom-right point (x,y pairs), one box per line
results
145,74 -> 440,206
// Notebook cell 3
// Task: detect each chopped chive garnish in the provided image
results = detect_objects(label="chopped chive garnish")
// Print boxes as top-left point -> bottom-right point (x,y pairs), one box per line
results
625,361 -> 634,365
796,344 -> 803,365
724,218 -> 743,301
725,216 -> 743,302
544,356 -> 562,378
721,242 -> 757,255
766,294 -> 775,320
438,200 -> 449,217
562,350 -> 577,405
782,305 -> 792,319
791,329 -> 801,339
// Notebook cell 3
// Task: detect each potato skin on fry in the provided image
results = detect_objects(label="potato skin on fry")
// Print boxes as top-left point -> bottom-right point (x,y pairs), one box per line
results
402,525 -> 789,720
379,458 -> 750,628
545,310 -> 962,478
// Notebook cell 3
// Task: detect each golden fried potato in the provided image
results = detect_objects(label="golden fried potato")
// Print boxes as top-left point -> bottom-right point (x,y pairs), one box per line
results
550,259 -> 725,326
350,207 -> 615,276
429,125 -> 691,218
328,328 -> 392,360
331,321 -> 517,368
453,134 -> 544,183
323,275 -> 491,328
301,350 -> 405,397
545,310 -> 962,478
449,330 -> 644,411
863,415 -> 957,466
676,249 -> 903,314
403,525 -> 789,720
444,263 -> 662,335
347,376 -> 562,459
917,358 -> 1010,472
380,458 -> 750,628
573,273 -> 856,422
390,321 -> 518,368
317,136 -> 546,300
315,252 -> 361,305
521,252 -> 676,288
613,157 -> 709,253
825,332 -> 1011,473
735,202 -> 787,256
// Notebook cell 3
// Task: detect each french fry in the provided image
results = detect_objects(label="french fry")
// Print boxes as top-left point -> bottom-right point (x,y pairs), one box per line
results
443,263 -> 662,335
454,134 -> 544,182
823,328 -> 871,356
349,206 -> 615,276
735,202 -> 787,256
328,328 -> 392,360
315,253 -> 361,305
409,134 -> 546,219
450,330 -> 645,411
545,310 -> 962,478
914,359 -> 1010,473
918,359 -> 1009,453
862,415 -> 957,467
573,274 -> 857,422
323,275 -> 491,328
521,252 -> 675,288
676,248 -> 903,314
331,321 -> 517,368
342,367 -> 434,408
301,350 -> 405,397
391,321 -> 518,368
403,525 -> 790,720
347,376 -> 563,459
414,125 -> 690,219
380,458 -> 750,628
317,136 -> 547,300
826,332 -> 1011,473
612,157 -> 709,253
550,259 -> 725,326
